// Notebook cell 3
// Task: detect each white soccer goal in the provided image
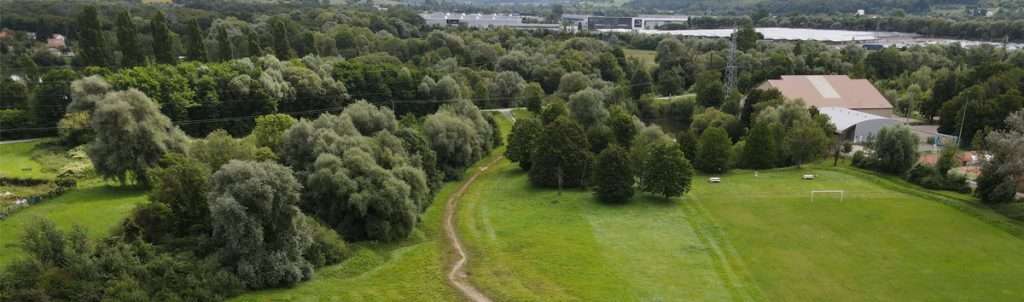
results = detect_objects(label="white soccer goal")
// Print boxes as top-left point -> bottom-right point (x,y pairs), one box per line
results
810,190 -> 845,202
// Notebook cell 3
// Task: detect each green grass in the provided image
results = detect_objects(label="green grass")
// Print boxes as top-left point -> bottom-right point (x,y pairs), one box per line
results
0,180 -> 147,267
0,140 -> 56,179
458,162 -> 1024,301
623,48 -> 657,69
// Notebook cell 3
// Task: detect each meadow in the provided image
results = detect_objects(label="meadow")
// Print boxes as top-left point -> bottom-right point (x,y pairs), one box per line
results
0,140 -> 148,267
457,161 -> 1024,301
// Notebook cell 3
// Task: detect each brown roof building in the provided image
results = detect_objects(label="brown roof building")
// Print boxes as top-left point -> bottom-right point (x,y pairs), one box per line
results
758,75 -> 893,117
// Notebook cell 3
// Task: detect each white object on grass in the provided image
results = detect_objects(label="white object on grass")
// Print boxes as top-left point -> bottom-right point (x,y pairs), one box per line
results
811,190 -> 845,202
802,174 -> 816,180
709,177 -> 721,183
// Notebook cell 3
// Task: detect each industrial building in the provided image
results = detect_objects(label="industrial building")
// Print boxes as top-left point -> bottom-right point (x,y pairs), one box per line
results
758,75 -> 897,142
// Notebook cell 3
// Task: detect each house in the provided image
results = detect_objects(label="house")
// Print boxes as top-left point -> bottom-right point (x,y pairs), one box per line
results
758,75 -> 894,117
758,75 -> 897,143
47,34 -> 66,49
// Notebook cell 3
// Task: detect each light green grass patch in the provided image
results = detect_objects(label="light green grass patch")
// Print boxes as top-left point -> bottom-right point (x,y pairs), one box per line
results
459,160 -> 736,301
692,167 -> 1024,302
0,140 -> 56,179
623,48 -> 657,69
0,181 -> 147,267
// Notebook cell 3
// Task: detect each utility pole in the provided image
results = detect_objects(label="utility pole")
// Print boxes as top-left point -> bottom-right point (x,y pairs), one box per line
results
956,98 -> 971,148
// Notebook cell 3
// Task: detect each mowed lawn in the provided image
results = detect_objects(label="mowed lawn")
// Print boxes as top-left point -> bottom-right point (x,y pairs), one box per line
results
458,161 -> 1024,301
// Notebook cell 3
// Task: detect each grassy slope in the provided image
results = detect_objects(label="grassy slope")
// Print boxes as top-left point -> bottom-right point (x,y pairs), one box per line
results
0,180 -> 147,267
459,160 -> 734,301
459,162 -> 1024,301
233,112 -> 513,302
0,140 -> 56,179
1,140 -> 148,266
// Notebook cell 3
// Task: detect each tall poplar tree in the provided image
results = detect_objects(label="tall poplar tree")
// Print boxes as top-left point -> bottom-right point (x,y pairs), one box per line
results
272,19 -> 293,59
77,6 -> 111,67
150,12 -> 176,65
216,26 -> 234,61
116,11 -> 144,67
185,19 -> 207,62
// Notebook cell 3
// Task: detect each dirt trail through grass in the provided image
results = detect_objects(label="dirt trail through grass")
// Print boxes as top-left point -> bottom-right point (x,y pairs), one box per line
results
445,156 -> 502,302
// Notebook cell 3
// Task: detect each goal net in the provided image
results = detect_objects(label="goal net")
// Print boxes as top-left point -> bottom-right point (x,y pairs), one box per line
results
810,190 -> 845,202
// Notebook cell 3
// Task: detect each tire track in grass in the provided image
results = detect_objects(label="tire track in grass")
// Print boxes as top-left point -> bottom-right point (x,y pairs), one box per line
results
445,156 -> 502,302
681,193 -> 765,302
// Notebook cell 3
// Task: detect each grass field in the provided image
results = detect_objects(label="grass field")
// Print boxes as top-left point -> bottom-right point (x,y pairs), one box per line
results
0,180 -> 147,267
624,48 -> 657,70
458,162 -> 1024,301
0,140 -> 57,179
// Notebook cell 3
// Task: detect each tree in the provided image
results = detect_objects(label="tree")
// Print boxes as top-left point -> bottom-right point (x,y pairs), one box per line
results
529,117 -> 592,188
423,101 -> 491,179
675,129 -> 698,163
976,110 -> 1024,203
116,11 -> 144,67
523,82 -> 545,113
216,26 -> 234,61
592,145 -> 635,203
304,151 -> 421,242
506,117 -> 543,171
191,129 -> 274,170
935,144 -> 959,176
144,154 -> 212,237
735,21 -> 760,51
740,120 -> 779,169
557,71 -> 590,97
186,19 -> 208,62
785,120 -> 829,166
151,12 -> 176,65
32,68 -> 77,127
607,107 -> 640,147
77,6 -> 111,67
695,70 -> 724,108
247,28 -> 263,57
640,142 -> 694,199
272,19 -> 293,59
87,89 -> 188,186
869,125 -> 919,175
491,71 -> 525,108
568,88 -> 608,129
923,71 -> 957,122
251,114 -> 297,153
696,127 -> 732,173
630,67 -> 653,98
208,160 -> 313,289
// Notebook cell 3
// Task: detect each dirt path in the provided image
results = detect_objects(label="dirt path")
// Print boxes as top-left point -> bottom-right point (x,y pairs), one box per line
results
445,156 -> 502,302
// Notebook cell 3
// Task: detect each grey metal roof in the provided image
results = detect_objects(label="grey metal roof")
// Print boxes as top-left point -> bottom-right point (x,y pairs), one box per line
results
817,107 -> 895,132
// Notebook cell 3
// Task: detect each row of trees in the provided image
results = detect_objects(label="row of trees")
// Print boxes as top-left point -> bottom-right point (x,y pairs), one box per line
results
0,72 -> 497,299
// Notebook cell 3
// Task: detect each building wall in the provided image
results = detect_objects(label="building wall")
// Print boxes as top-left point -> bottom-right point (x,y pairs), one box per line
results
855,108 -> 894,117
851,118 -> 901,143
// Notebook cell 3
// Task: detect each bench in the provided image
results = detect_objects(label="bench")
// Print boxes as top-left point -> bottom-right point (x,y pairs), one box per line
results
802,174 -> 815,180
708,177 -> 721,183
